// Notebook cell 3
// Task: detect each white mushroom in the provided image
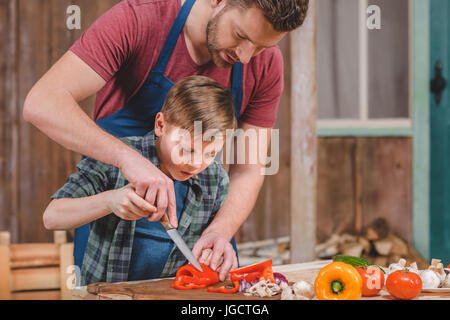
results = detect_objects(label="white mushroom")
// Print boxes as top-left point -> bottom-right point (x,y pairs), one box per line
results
292,281 -> 315,300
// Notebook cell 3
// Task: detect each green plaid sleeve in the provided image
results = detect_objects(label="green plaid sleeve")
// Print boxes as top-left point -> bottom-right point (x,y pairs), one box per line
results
51,157 -> 112,200
211,164 -> 230,214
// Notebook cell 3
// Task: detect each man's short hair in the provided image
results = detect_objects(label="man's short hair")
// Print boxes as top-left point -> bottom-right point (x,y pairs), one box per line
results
161,75 -> 236,136
228,0 -> 309,32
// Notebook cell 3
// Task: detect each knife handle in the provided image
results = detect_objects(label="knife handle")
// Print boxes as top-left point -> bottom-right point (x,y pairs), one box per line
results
160,213 -> 174,230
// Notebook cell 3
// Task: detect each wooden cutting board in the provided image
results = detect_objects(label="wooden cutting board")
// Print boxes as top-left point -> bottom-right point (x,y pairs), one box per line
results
86,279 -> 280,300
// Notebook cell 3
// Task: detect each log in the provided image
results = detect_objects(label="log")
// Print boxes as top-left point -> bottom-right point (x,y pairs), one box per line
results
357,237 -> 371,254
317,244 -> 338,259
340,243 -> 364,258
367,218 -> 390,240
339,233 -> 357,244
373,256 -> 389,268
366,227 -> 379,241
314,234 -> 340,254
387,234 -> 409,256
373,239 -> 392,256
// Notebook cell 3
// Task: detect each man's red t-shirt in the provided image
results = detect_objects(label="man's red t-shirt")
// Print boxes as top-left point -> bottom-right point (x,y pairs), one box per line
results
70,0 -> 284,128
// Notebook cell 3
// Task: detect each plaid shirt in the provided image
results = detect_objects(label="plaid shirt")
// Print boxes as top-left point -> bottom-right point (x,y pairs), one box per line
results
51,131 -> 229,285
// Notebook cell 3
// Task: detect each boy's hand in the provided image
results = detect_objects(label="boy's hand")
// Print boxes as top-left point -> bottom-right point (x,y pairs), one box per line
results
192,231 -> 238,282
107,184 -> 158,220
118,152 -> 178,228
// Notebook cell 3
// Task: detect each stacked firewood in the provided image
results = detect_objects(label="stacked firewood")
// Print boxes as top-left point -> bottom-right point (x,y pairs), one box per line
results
315,218 -> 429,269
237,236 -> 290,266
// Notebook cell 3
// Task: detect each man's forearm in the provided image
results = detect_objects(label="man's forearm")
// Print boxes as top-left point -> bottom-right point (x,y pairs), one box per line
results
24,87 -> 140,169
204,164 -> 265,241
22,51 -> 142,170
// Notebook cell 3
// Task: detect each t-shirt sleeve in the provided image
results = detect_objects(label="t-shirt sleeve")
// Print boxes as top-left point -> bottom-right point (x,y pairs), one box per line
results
69,1 -> 140,82
51,157 -> 111,200
240,47 -> 284,128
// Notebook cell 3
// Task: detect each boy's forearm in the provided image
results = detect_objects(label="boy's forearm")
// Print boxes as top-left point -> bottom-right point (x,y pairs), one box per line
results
43,190 -> 115,230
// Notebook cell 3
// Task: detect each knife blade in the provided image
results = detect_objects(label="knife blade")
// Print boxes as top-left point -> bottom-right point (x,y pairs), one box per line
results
160,213 -> 203,272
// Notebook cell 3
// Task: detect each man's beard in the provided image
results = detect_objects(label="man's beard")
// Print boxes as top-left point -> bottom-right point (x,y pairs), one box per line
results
206,12 -> 236,69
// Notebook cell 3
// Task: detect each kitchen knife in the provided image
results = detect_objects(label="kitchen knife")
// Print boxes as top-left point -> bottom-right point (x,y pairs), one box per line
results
160,213 -> 203,272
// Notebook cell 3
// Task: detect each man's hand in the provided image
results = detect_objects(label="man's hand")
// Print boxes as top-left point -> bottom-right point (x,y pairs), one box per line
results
192,231 -> 238,281
118,151 -> 178,228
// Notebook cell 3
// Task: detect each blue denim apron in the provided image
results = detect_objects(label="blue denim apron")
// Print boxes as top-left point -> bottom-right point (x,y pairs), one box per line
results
74,0 -> 243,270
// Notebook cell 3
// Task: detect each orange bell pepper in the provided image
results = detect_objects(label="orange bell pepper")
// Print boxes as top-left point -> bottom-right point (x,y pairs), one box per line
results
170,263 -> 219,290
314,262 -> 362,300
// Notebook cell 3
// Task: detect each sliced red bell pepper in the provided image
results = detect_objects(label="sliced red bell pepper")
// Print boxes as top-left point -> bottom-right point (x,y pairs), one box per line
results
171,259 -> 276,293
170,263 -> 219,290
229,259 -> 276,283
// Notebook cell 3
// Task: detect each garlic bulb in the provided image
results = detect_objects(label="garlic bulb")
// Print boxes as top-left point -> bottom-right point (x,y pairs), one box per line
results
280,286 -> 296,300
280,280 -> 315,300
420,270 -> 441,288
407,262 -> 419,275
292,281 -> 315,300
388,258 -> 407,274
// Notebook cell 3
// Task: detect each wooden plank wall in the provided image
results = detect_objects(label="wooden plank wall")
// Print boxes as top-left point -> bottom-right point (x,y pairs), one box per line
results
0,1 -> 413,247
0,0 -> 120,243
238,135 -> 413,245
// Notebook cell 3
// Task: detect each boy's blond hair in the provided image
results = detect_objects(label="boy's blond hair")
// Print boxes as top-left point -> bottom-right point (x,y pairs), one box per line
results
160,76 -> 236,135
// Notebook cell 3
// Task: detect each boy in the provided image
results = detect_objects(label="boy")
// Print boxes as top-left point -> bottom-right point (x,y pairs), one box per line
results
43,76 -> 236,285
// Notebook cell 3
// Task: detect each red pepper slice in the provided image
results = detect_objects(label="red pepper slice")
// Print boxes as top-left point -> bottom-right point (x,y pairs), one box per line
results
207,281 -> 240,294
170,263 -> 219,290
229,259 -> 276,284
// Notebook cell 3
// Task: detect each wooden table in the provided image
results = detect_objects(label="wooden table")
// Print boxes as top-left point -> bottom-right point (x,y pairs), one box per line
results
72,260 -> 450,300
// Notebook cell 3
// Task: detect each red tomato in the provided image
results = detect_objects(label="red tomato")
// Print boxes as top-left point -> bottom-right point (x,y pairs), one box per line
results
356,266 -> 385,296
386,270 -> 422,300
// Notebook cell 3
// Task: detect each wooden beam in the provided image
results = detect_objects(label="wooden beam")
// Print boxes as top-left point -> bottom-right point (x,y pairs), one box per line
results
11,267 -> 60,292
0,232 -> 11,300
289,0 -> 318,263
60,243 -> 74,300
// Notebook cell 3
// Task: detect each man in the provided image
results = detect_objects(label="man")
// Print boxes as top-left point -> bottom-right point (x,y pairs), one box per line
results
23,0 -> 309,280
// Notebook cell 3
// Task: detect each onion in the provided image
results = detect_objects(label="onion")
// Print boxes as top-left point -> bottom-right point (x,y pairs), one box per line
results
274,272 -> 289,286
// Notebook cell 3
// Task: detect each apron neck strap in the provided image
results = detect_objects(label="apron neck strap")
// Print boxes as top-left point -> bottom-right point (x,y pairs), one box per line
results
153,0 -> 197,73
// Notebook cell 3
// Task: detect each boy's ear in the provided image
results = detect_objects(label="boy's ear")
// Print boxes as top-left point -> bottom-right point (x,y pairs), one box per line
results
154,112 -> 166,137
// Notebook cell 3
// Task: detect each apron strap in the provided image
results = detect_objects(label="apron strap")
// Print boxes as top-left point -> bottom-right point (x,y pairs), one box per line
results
231,62 -> 243,120
153,0 -> 197,73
